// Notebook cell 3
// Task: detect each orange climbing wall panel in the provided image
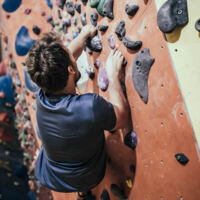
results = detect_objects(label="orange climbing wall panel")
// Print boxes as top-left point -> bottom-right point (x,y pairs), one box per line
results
1,0 -> 200,199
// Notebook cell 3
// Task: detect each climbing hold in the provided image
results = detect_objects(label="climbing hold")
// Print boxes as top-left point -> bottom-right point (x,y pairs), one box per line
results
3,36 -> 8,44
78,26 -> 82,33
8,53 -> 12,59
66,2 -> 75,16
32,25 -> 41,35
24,66 -> 39,92
175,153 -> 189,165
10,61 -> 16,69
90,11 -> 98,27
98,25 -> 108,32
132,48 -> 155,104
58,0 -> 66,9
46,15 -> 53,23
107,34 -> 116,49
0,74 -> 15,107
157,0 -> 189,33
86,34 -> 102,52
100,189 -> 110,200
129,164 -> 135,173
86,67 -> 95,79
81,0 -> 88,5
0,61 -> 7,76
115,21 -> 126,41
102,0 -> 114,19
110,184 -> 127,200
2,0 -> 22,13
94,58 -> 101,68
46,0 -> 53,9
24,8 -> 32,15
81,13 -> 87,26
15,26 -> 36,56
122,37 -> 142,51
122,59 -> 127,68
195,18 -> 200,32
62,18 -> 71,27
125,178 -> 133,188
6,14 -> 10,19
125,4 -> 139,16
73,31 -> 79,39
89,0 -> 100,8
72,16 -> 78,26
124,130 -> 137,149
97,0 -> 114,19
14,76 -> 21,87
98,68 -> 109,91
57,9 -> 62,19
41,11 -> 46,16
75,4 -> 81,13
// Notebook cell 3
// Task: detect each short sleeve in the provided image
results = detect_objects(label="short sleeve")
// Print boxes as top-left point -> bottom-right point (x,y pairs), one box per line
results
93,95 -> 116,130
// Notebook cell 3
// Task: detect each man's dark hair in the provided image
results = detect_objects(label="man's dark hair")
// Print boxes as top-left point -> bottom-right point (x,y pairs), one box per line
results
25,32 -> 72,94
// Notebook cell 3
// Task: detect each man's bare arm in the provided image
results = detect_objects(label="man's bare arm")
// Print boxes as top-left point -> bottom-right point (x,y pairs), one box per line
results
68,25 -> 96,61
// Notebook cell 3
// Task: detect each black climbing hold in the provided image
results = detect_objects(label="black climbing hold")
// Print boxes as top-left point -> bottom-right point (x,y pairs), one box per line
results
175,153 -> 189,165
57,9 -> 62,19
90,11 -> 98,27
132,48 -> 155,104
81,0 -> 88,5
195,18 -> 200,32
102,0 -> 114,19
122,37 -> 142,51
66,2 -> 74,16
32,25 -> 41,35
78,26 -> 82,33
130,164 -> 135,173
46,15 -> 53,23
81,12 -> 87,26
10,61 -> 16,69
124,130 -> 137,149
89,0 -> 100,8
86,34 -> 102,52
58,0 -> 66,9
75,4 -> 81,13
115,21 -> 126,41
98,25 -> 108,32
86,67 -> 95,79
122,59 -> 127,68
125,4 -> 139,16
100,189 -> 110,200
110,184 -> 127,200
157,0 -> 189,33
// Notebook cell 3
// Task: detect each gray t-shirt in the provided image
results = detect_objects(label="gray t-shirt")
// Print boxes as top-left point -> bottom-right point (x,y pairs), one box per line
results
35,89 -> 116,192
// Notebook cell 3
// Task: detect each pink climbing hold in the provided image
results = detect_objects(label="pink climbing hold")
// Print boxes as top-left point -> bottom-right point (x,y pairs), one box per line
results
41,11 -> 46,16
108,34 -> 116,49
98,68 -> 109,91
24,8 -> 32,15
6,14 -> 10,19
0,61 -> 7,76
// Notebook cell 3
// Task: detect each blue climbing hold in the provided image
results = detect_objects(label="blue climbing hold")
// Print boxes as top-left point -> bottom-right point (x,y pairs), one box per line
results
15,26 -> 36,56
0,74 -> 15,107
46,0 -> 53,9
2,0 -> 22,13
24,66 -> 39,92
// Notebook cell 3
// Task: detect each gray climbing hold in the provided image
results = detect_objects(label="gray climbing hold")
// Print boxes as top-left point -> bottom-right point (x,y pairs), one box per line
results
102,0 -> 114,19
115,20 -> 126,41
81,12 -> 87,26
125,4 -> 139,16
62,18 -> 71,27
86,34 -> 102,52
32,25 -> 41,35
90,11 -> 98,27
75,4 -> 81,13
175,153 -> 189,165
122,37 -> 142,51
98,25 -> 108,32
66,2 -> 74,16
89,0 -> 100,8
195,18 -> 200,32
58,0 -> 66,9
107,34 -> 116,49
157,0 -> 189,33
110,184 -> 127,200
98,68 -> 109,91
132,48 -> 155,104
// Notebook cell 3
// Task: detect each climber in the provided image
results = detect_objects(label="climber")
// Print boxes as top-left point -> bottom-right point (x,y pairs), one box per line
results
25,25 -> 129,200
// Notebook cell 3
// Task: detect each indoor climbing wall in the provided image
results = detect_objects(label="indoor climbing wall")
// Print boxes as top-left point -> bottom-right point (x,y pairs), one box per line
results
1,0 -> 200,200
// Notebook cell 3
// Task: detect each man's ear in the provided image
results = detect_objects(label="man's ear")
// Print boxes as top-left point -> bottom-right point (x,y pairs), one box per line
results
68,65 -> 75,74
